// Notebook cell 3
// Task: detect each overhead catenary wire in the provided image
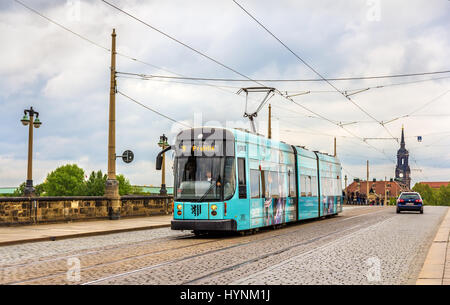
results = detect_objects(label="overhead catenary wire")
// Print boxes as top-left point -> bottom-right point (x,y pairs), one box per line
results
18,0 -> 391,165
15,0 -> 446,178
102,0 -> 267,88
381,89 -> 450,125
117,71 -> 450,97
232,0 -> 401,146
104,0 -> 397,164
13,0 -> 256,103
406,89 -> 450,117
18,0 -> 448,182
18,0 -> 448,132
115,70 -> 450,83
117,91 -> 192,128
13,0 -> 177,73
120,72 -> 450,129
100,0 -> 446,154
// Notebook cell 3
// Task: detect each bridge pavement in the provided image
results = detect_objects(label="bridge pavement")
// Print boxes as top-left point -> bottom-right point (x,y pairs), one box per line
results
0,205 -> 447,285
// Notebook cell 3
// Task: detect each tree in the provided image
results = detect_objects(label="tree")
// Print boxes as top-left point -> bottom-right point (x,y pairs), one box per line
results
85,170 -> 107,196
117,174 -> 132,195
412,183 -> 450,206
43,164 -> 87,196
436,185 -> 450,206
412,183 -> 435,205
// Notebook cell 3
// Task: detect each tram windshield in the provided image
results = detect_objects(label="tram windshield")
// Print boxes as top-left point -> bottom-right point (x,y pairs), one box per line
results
175,156 -> 235,201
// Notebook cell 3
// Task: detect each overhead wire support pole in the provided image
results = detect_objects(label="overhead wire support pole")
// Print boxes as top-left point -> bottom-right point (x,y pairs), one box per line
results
105,28 -> 121,220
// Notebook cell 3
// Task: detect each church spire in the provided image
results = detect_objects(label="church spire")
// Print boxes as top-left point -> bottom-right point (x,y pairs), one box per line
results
396,125 -> 411,189
400,124 -> 405,148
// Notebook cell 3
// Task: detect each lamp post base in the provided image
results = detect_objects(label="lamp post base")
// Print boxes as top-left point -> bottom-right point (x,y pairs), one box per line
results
160,184 -> 167,195
105,179 -> 121,220
24,180 -> 35,197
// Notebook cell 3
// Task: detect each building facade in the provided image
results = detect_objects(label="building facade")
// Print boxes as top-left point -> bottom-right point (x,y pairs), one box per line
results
345,179 -> 403,205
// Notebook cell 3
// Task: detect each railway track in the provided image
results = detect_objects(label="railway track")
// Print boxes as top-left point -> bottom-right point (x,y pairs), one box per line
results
1,206 -> 387,285
81,209 -> 390,285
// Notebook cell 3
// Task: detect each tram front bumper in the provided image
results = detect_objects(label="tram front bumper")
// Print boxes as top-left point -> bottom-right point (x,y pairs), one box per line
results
171,219 -> 237,231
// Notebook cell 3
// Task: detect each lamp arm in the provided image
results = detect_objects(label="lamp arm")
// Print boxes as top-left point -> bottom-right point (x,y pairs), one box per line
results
156,145 -> 173,170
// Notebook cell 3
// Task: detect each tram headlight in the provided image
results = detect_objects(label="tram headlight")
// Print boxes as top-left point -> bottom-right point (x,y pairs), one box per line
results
211,204 -> 218,211
177,204 -> 182,210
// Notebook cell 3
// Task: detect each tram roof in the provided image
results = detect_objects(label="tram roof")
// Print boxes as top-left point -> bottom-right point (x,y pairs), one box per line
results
176,127 -> 340,163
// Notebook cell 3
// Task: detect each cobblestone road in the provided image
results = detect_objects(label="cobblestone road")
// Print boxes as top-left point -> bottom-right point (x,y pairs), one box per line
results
0,206 -> 447,285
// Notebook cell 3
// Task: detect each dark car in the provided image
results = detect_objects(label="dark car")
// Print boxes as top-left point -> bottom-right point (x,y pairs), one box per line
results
396,192 -> 423,214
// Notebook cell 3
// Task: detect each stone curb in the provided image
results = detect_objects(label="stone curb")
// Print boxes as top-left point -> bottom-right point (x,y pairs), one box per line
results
0,223 -> 171,247
416,207 -> 450,285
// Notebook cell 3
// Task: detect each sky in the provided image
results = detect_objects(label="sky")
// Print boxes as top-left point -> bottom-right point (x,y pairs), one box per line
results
0,0 -> 449,188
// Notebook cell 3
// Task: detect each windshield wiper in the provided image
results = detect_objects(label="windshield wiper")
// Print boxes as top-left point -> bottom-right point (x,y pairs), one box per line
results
196,181 -> 217,202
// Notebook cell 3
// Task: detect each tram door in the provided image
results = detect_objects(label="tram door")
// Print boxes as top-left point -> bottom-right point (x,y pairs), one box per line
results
249,168 -> 265,229
234,157 -> 250,230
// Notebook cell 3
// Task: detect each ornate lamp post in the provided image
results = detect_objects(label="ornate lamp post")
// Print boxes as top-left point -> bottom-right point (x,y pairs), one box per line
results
158,134 -> 169,195
20,107 -> 42,197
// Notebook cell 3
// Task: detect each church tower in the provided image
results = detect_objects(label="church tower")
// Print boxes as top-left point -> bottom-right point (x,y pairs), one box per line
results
395,126 -> 411,189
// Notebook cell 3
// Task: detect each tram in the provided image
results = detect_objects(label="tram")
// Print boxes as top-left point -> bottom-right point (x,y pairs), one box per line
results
156,127 -> 343,233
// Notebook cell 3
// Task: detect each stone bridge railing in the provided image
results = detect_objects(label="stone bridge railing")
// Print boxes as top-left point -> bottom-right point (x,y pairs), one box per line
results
0,195 -> 173,226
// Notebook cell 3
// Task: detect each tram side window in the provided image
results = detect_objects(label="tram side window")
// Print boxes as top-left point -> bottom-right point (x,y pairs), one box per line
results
250,169 -> 260,198
311,176 -> 318,196
263,171 -> 279,198
280,172 -> 288,198
300,175 -> 312,197
321,177 -> 326,195
288,170 -> 296,197
300,175 -> 306,197
238,158 -> 247,199
306,176 -> 312,196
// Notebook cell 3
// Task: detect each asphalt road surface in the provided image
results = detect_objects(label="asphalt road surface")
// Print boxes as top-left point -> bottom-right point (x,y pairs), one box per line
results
0,205 -> 447,285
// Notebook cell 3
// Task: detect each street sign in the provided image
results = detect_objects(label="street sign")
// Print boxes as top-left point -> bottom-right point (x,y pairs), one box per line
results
122,150 -> 134,163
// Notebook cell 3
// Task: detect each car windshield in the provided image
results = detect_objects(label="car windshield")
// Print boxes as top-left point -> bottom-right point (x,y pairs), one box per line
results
175,156 -> 235,201
400,193 -> 420,200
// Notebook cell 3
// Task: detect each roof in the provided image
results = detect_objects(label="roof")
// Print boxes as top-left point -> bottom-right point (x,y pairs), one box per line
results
417,182 -> 450,189
345,180 -> 403,196
134,186 -> 173,195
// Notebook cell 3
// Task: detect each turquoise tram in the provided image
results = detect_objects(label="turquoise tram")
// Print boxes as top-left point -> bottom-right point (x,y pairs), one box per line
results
156,127 -> 343,233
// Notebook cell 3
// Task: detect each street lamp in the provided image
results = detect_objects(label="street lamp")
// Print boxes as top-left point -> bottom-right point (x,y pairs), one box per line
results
21,107 -> 42,196
158,134 -> 169,195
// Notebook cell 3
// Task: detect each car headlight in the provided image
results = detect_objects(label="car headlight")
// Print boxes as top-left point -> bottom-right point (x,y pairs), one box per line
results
211,204 -> 217,211
177,204 -> 182,210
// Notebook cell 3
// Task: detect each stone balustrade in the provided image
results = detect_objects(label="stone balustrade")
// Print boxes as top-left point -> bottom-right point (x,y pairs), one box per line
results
0,195 -> 173,226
